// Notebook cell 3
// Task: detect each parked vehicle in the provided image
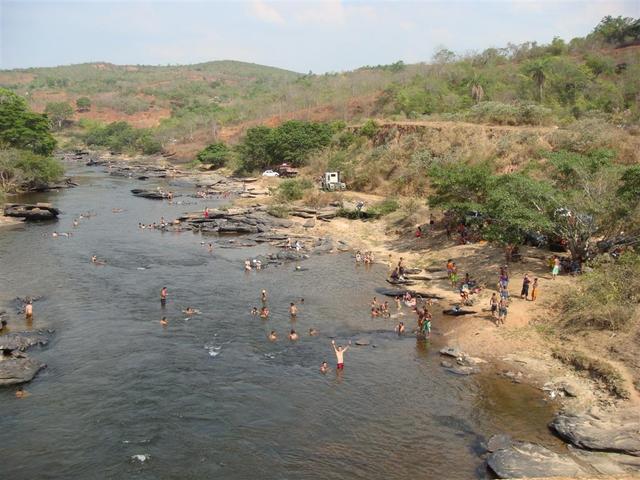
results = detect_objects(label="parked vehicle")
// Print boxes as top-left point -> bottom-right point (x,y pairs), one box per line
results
262,170 -> 280,177
277,163 -> 299,177
321,171 -> 346,191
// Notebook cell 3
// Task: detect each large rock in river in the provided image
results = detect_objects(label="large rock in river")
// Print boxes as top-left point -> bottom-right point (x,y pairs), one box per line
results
487,442 -> 588,478
0,331 -> 50,351
550,409 -> 640,456
0,353 -> 46,386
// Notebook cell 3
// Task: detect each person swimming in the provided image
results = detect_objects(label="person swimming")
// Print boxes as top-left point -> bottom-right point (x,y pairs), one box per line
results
251,307 -> 258,316
268,331 -> 278,341
395,321 -> 405,335
15,387 -> 30,399
289,302 -> 298,318
160,287 -> 168,307
183,307 -> 199,315
160,316 -> 168,326
289,329 -> 299,341
320,361 -> 329,374
308,328 -> 318,336
261,290 -> 267,303
260,307 -> 270,319
73,219 -> 79,227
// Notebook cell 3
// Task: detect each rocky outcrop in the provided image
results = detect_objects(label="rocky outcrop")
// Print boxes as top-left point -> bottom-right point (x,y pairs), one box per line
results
550,409 -> 640,456
0,353 -> 46,386
4,203 -> 60,221
487,442 -> 588,478
0,331 -> 50,351
131,189 -> 173,200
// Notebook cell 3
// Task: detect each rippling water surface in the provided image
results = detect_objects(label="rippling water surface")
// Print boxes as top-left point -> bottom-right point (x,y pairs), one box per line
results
0,163 -> 558,479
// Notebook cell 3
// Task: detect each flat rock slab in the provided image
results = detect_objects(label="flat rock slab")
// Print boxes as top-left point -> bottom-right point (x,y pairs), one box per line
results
487,434 -> 513,453
0,355 -> 46,386
568,445 -> 640,476
354,339 -> 371,346
0,331 -> 50,351
550,410 -> 640,456
440,347 -> 465,358
487,442 -> 588,478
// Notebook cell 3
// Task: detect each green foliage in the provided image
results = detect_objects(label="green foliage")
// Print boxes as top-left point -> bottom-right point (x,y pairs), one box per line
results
591,15 -> 640,46
196,142 -> 230,168
0,148 -> 63,191
237,121 -> 333,173
0,88 -> 56,155
359,119 -> 379,138
467,102 -> 552,125
76,96 -> 91,112
276,178 -> 313,202
44,102 -> 74,129
84,121 -> 161,154
368,197 -> 400,216
618,166 -> 640,203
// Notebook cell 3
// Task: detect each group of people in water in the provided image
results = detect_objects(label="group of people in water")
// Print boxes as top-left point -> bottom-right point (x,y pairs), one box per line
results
355,250 -> 375,264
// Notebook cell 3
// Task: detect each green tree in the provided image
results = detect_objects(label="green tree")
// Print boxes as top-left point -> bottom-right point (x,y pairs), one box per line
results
592,15 -> 640,45
45,102 -> 74,129
522,57 -> 551,101
0,148 -> 63,192
0,88 -> 56,155
196,142 -> 230,168
76,96 -> 91,112
236,125 -> 272,172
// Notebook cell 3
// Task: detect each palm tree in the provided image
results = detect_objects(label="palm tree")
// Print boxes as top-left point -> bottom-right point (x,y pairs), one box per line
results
467,73 -> 485,104
523,58 -> 550,102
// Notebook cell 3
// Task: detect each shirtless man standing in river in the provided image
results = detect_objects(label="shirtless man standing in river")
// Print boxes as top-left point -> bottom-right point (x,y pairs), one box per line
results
331,339 -> 351,370
24,302 -> 33,320
160,287 -> 168,307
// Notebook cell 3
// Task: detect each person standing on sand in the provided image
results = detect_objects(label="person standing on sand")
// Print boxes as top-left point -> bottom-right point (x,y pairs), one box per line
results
521,274 -> 531,299
498,299 -> 508,326
160,287 -> 168,307
489,293 -> 498,319
530,278 -> 539,301
552,257 -> 561,279
331,340 -> 351,370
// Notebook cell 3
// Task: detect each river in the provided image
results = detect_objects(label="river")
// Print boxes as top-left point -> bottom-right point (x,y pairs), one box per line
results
0,161 -> 560,479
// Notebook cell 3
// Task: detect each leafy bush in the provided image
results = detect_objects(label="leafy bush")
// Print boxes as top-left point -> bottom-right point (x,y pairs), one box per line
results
0,88 -> 56,155
76,96 -> 91,112
196,142 -> 230,168
84,121 -> 161,154
467,102 -> 553,125
359,119 -> 379,138
266,203 -> 290,218
276,178 -> 313,202
559,253 -> 640,331
368,197 -> 399,216
0,148 -> 63,191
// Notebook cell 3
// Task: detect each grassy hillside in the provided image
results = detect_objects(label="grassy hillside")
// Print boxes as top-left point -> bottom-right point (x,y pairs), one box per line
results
0,15 -> 638,159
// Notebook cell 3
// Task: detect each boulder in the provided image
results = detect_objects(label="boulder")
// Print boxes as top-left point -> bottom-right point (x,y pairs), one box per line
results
131,189 -> 170,200
0,331 -> 50,351
0,353 -> 46,386
303,218 -> 316,229
354,338 -> 371,346
4,203 -> 60,221
550,410 -> 640,456
440,347 -> 464,358
568,446 -> 640,476
487,442 -> 588,479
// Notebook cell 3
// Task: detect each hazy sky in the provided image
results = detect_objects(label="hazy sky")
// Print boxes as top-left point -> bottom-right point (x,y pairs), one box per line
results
1,0 -> 638,72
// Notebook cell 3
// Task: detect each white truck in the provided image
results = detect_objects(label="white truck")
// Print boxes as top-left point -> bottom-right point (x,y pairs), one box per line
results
321,171 -> 346,191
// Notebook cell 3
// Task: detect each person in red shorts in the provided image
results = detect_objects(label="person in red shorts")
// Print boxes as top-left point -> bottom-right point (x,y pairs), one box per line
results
331,339 -> 351,370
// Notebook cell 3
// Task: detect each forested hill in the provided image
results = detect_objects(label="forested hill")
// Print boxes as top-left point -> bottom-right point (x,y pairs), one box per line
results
0,15 -> 638,156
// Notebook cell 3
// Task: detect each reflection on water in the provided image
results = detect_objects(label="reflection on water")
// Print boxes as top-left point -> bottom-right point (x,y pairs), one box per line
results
0,163 -> 558,479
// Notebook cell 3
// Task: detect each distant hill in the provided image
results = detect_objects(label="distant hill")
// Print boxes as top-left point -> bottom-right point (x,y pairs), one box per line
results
0,15 -> 638,157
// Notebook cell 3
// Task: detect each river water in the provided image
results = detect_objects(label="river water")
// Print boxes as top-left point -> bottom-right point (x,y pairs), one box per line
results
0,161 -> 560,479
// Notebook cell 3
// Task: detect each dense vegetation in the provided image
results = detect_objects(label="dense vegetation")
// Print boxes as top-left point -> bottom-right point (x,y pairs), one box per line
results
0,88 -> 62,197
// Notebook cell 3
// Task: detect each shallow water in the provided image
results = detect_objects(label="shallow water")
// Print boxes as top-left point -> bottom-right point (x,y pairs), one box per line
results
0,162 -> 559,479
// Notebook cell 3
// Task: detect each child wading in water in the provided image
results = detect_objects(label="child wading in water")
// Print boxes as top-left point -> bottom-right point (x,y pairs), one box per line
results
331,339 -> 351,370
